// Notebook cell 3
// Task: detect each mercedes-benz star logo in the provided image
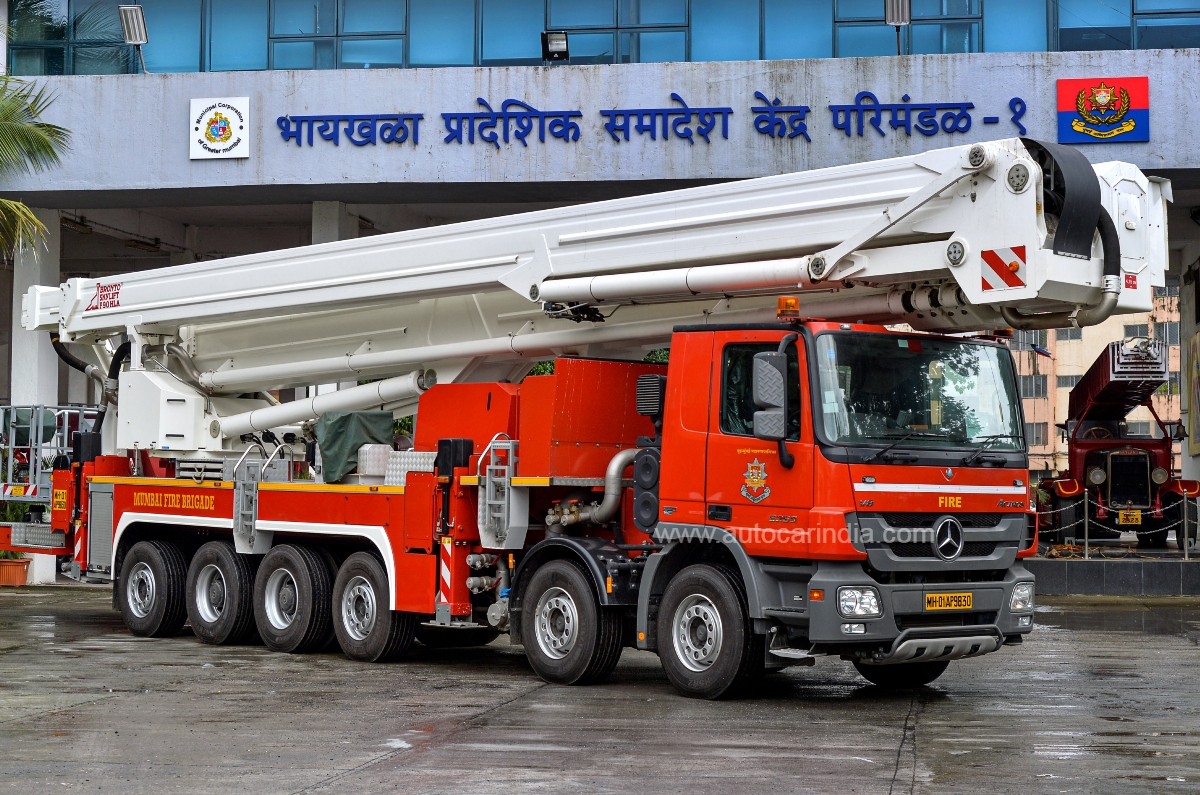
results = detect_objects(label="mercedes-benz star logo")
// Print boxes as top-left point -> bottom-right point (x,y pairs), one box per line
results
934,516 -> 965,561
943,468 -> 954,480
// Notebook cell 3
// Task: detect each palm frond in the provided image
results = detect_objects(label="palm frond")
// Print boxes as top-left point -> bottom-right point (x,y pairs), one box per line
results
0,198 -> 48,256
0,78 -> 71,177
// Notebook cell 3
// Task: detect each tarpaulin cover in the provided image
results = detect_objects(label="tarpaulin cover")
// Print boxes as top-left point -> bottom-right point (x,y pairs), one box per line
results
316,411 -> 394,483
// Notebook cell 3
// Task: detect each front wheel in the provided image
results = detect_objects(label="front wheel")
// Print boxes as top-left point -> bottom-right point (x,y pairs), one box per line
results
520,560 -> 623,685
118,540 -> 188,637
853,660 -> 949,688
332,552 -> 416,662
656,564 -> 763,700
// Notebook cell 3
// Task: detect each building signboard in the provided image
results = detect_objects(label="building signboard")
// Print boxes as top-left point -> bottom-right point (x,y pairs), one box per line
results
1057,77 -> 1150,144
190,97 -> 251,160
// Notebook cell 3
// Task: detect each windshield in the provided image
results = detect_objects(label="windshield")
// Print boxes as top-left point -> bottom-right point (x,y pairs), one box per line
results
814,332 -> 1023,450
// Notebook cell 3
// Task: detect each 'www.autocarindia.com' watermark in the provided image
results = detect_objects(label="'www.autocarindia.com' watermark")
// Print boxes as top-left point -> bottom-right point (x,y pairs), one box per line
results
654,524 -> 974,546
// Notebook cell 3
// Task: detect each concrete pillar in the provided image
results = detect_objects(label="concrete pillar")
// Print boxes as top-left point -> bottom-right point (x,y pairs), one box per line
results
169,224 -> 201,265
312,205 -> 357,394
312,202 -> 358,245
10,209 -> 60,405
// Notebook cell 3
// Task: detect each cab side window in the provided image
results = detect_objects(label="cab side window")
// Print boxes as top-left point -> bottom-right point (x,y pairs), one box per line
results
719,343 -> 801,440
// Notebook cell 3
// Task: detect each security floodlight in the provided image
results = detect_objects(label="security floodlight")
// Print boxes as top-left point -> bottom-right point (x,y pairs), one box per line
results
885,0 -> 910,55
541,31 -> 569,63
118,5 -> 149,73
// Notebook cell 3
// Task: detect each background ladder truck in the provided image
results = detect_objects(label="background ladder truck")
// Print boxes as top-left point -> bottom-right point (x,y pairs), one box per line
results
1043,337 -> 1199,548
0,137 -> 1171,696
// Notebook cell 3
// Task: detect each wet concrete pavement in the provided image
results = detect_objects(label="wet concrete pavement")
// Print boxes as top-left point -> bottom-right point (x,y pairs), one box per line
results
1,587 -> 1198,794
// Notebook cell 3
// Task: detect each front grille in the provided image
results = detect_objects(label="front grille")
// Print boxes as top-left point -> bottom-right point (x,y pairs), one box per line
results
1108,452 -> 1150,507
881,513 -> 1003,529
885,541 -> 997,558
895,611 -> 998,631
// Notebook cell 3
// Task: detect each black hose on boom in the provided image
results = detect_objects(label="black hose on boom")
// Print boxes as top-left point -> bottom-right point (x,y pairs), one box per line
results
91,341 -> 131,435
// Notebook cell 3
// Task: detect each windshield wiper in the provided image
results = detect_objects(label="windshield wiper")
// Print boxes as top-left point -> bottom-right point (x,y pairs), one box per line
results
867,430 -> 952,463
962,433 -> 1024,466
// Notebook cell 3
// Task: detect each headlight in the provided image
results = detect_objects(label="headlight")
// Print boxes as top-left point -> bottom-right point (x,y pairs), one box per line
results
1087,467 -> 1106,485
1152,467 -> 1169,485
1010,582 -> 1035,612
838,587 -> 882,618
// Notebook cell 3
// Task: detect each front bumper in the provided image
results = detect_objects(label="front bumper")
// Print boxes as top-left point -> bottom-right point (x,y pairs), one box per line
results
799,561 -> 1035,655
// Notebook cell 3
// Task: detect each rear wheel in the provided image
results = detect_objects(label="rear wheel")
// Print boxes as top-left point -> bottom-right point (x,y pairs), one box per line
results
520,559 -> 623,685
253,544 -> 334,653
118,540 -> 188,637
656,563 -> 763,700
332,552 -> 416,662
186,541 -> 258,645
853,660 -> 949,688
416,625 -> 500,648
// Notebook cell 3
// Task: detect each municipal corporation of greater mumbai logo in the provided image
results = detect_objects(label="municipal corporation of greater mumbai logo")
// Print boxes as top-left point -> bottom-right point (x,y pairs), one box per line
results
740,458 -> 771,504
205,111 -> 232,144
1057,77 -> 1149,144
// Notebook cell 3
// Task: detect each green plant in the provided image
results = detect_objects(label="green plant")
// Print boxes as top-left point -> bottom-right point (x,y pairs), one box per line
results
0,75 -> 70,255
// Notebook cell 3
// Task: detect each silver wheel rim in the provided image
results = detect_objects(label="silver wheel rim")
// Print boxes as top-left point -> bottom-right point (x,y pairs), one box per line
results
341,575 -> 376,641
194,564 -> 226,624
126,562 -> 155,619
534,586 -> 578,660
264,568 -> 299,630
672,594 -> 723,672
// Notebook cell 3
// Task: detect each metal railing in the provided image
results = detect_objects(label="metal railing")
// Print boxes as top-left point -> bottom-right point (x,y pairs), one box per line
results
1037,493 -> 1195,560
0,405 -> 101,504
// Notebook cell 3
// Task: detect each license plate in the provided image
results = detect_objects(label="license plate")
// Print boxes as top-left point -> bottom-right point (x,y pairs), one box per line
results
925,592 -> 973,611
1118,510 -> 1142,525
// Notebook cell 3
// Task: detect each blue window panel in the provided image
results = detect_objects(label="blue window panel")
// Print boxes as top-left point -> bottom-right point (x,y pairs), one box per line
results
338,37 -> 405,67
9,47 -> 67,74
566,30 -> 615,62
141,0 -> 202,72
209,0 -> 269,70
72,44 -> 131,72
482,0 -> 545,65
409,0 -> 475,65
835,0 -> 883,20
982,0 -> 1046,52
836,22 -> 896,55
691,0 -> 758,61
910,20 -> 979,52
272,0 -> 335,36
618,29 -> 684,61
341,0 -> 406,33
765,0 -> 833,58
1136,14 -> 1200,47
72,0 -> 124,41
911,0 -> 979,18
1135,0 -> 1200,9
11,0 -> 68,42
1057,0 -> 1131,50
549,0 -> 615,27
271,38 -> 334,68
618,0 -> 685,26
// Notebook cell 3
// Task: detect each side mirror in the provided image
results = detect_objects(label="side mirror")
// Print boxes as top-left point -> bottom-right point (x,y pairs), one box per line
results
752,351 -> 787,442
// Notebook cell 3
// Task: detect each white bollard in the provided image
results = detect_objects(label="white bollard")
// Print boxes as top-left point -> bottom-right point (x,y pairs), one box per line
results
25,553 -> 57,585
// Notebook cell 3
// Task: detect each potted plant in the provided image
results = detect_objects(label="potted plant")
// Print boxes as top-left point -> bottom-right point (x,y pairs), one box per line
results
0,550 -> 29,586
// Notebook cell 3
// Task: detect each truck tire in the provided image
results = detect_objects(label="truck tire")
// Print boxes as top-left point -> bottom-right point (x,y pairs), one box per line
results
520,559 -> 623,685
416,626 -> 500,648
853,660 -> 949,688
185,541 -> 258,645
118,540 -> 188,638
332,552 -> 417,662
656,563 -> 764,700
253,544 -> 334,653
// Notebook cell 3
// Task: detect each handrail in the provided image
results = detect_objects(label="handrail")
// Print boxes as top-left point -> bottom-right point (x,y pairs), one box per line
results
262,443 -> 295,482
233,442 -> 269,477
475,432 -> 513,480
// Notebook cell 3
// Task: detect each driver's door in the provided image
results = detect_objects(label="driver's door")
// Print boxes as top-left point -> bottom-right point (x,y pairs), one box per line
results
704,331 -> 814,556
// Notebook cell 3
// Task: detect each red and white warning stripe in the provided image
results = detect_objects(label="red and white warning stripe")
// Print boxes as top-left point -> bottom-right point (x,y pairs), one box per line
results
980,246 -> 1027,291
437,537 -> 452,604
2,484 -> 37,498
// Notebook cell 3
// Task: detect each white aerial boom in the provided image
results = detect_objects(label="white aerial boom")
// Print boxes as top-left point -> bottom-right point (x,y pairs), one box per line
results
22,137 -> 1169,457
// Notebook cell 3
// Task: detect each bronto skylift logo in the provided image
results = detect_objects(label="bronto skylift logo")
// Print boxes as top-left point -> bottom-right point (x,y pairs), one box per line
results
85,282 -> 122,312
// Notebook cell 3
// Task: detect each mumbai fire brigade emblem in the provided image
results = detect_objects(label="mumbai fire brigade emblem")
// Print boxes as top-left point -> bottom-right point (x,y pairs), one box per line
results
205,112 -> 233,144
740,458 -> 771,504
1057,77 -> 1148,144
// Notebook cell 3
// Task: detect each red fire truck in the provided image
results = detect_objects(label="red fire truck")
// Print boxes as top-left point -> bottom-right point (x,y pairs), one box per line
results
0,138 -> 1170,696
1044,338 -> 1198,548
